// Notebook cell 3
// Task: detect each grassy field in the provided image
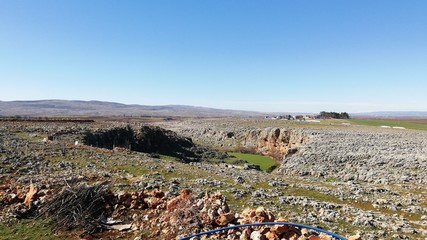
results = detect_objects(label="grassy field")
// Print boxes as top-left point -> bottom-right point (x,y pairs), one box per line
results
348,119 -> 427,131
228,152 -> 276,171
0,219 -> 67,240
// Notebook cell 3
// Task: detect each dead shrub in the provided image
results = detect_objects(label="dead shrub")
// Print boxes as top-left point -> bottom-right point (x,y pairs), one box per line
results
38,182 -> 113,233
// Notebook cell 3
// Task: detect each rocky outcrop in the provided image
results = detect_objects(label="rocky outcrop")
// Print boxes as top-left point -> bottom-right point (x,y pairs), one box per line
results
83,125 -> 227,162
168,124 -> 312,162
242,128 -> 311,161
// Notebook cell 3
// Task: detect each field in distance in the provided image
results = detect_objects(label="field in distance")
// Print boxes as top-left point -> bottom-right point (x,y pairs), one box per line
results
347,118 -> 427,131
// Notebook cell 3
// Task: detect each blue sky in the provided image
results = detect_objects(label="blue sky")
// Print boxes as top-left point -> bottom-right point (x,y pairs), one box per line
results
0,1 -> 426,113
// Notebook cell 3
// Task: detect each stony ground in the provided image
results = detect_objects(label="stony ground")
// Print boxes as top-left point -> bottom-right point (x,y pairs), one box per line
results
0,118 -> 426,240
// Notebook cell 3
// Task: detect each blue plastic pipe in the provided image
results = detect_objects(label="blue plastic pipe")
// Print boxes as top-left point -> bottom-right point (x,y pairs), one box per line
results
180,222 -> 347,240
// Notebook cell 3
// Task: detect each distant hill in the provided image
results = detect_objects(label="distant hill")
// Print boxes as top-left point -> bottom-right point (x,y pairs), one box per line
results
0,100 -> 263,117
351,111 -> 427,118
2,100 -> 426,118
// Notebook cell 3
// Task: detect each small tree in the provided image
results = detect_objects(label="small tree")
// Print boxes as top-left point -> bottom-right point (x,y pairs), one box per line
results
339,112 -> 350,119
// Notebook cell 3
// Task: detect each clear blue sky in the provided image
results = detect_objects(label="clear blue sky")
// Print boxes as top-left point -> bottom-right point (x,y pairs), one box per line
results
1,1 -> 426,113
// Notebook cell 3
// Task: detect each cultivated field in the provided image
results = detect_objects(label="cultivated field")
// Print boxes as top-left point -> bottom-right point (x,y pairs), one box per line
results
348,118 -> 427,131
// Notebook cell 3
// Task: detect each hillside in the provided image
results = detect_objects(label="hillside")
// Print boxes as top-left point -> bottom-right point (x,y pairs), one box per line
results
0,100 -> 262,117
2,100 -> 427,119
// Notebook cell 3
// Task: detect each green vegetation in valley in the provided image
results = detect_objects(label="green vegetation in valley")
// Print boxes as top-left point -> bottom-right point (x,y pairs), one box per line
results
228,152 -> 276,171
348,119 -> 427,130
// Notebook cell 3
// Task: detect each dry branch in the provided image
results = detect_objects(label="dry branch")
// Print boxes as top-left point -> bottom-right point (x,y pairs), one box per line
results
38,182 -> 113,233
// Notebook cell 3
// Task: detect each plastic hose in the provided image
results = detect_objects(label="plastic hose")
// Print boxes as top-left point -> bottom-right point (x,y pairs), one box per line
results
180,222 -> 347,240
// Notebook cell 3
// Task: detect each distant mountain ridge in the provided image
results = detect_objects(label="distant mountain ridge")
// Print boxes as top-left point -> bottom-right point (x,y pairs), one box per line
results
0,100 -> 263,117
1,100 -> 427,118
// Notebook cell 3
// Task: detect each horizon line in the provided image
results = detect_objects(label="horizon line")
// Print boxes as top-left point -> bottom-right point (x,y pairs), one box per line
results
1,99 -> 427,115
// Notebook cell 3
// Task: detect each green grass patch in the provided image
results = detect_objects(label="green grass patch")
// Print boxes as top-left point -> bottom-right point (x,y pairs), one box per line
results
223,157 -> 245,166
228,152 -> 276,171
117,164 -> 150,176
13,131 -> 45,141
324,177 -> 339,182
348,119 -> 427,131
285,187 -> 343,203
45,156 -> 89,168
158,154 -> 177,161
0,219 -> 67,240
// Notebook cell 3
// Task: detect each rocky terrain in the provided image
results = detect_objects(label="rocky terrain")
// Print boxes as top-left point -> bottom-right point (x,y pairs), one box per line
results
1,118 -> 426,239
